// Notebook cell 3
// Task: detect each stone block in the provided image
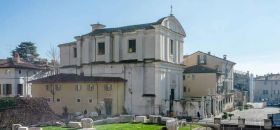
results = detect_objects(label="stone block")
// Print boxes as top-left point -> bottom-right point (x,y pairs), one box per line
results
149,115 -> 161,124
135,116 -> 147,123
119,115 -> 134,123
160,117 -> 176,124
89,112 -> 98,117
105,117 -> 120,124
93,120 -> 105,125
12,124 -> 22,130
18,127 -> 29,130
178,120 -> 187,127
166,119 -> 178,130
214,118 -> 221,124
81,118 -> 94,128
29,127 -> 42,130
238,118 -> 245,128
264,119 -> 272,129
68,121 -> 82,129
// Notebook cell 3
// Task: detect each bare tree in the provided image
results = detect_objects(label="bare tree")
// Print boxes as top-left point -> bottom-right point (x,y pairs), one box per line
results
46,44 -> 60,102
47,44 -> 60,75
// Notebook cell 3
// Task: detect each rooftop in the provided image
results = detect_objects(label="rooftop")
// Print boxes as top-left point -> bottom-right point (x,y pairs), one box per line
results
29,73 -> 127,84
184,65 -> 220,74
0,58 -> 46,69
84,17 -> 166,36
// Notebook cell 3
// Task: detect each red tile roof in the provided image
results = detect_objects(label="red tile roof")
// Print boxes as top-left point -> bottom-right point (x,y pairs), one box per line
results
0,58 -> 44,69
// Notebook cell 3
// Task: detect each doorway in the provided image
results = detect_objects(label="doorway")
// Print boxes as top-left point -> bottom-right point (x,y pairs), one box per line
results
104,98 -> 112,115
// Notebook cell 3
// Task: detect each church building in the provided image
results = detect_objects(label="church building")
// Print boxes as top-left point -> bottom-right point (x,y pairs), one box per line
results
58,15 -> 186,115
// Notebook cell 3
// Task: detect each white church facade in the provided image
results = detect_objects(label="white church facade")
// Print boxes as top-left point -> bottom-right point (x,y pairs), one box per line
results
58,16 -> 186,115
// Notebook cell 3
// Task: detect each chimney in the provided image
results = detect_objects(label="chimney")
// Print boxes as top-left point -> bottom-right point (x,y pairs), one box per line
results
14,53 -> 21,63
223,55 -> 227,60
90,22 -> 106,31
208,52 -> 211,55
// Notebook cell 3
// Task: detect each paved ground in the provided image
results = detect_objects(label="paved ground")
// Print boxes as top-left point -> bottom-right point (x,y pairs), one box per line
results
199,107 -> 280,126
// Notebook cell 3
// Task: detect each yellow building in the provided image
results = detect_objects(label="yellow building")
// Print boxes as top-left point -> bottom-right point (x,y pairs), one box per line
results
30,73 -> 126,115
183,51 -> 236,117
183,65 -> 221,98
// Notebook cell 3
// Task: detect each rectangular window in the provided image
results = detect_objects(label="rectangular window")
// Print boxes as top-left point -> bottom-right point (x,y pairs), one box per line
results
55,84 -> 62,91
75,84 -> 82,91
183,86 -> 186,92
76,98 -> 81,103
17,84 -> 23,95
104,84 -> 112,91
56,98 -> 61,102
89,99 -> 93,103
183,75 -> 185,80
198,55 -> 207,65
170,40 -> 174,55
3,84 -> 12,95
73,47 -> 77,58
98,42 -> 105,55
0,84 -> 1,95
19,70 -> 21,74
128,39 -> 136,53
87,84 -> 94,91
192,74 -> 195,80
276,81 -> 278,85
46,85 -> 51,91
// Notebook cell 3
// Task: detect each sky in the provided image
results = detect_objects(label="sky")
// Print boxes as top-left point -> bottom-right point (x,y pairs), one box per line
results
0,0 -> 280,75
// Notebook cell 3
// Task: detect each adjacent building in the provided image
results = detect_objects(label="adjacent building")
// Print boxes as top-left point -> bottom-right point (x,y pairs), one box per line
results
233,70 -> 254,105
254,74 -> 280,105
0,54 -> 50,97
183,51 -> 236,117
31,73 -> 126,115
46,15 -> 186,115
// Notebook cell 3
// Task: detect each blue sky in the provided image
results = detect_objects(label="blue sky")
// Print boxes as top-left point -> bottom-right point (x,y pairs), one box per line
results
0,0 -> 280,75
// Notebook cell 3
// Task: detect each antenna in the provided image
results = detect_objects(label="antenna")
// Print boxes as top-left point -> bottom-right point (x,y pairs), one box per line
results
170,5 -> 173,16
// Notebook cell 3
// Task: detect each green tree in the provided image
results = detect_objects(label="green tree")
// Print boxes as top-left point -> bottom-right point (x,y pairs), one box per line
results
11,42 -> 39,61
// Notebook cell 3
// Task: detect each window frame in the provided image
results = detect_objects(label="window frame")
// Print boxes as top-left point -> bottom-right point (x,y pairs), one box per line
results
170,39 -> 174,55
87,84 -> 94,91
128,39 -> 136,53
97,42 -> 105,55
104,84 -> 112,91
73,47 -> 77,58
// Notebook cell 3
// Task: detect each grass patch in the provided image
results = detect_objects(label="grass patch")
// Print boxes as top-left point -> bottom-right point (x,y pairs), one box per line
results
42,123 -> 203,130
95,123 -> 164,130
42,126 -> 76,130
179,124 -> 202,130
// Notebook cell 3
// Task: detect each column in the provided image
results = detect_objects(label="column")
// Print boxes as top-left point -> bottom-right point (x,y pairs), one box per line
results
113,32 -> 120,62
105,34 -> 111,63
75,36 -> 82,66
91,36 -> 96,62
137,30 -> 144,61
154,27 -> 161,60
166,36 -> 170,62
175,40 -> 178,63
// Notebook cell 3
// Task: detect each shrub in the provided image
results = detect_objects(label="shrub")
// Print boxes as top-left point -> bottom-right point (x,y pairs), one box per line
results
222,112 -> 228,119
0,97 -> 16,111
